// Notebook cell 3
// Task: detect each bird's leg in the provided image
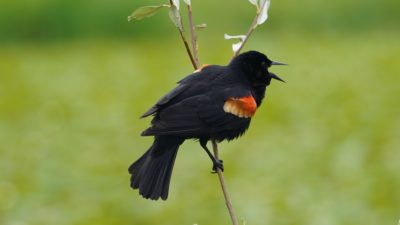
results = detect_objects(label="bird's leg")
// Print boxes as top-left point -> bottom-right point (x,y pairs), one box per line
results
200,139 -> 224,172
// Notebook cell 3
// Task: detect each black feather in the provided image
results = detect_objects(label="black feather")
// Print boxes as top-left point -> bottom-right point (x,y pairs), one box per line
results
130,51 -> 285,200
129,136 -> 184,200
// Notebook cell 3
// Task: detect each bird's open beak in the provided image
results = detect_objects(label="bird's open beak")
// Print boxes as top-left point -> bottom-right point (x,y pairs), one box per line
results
271,61 -> 287,66
269,72 -> 285,83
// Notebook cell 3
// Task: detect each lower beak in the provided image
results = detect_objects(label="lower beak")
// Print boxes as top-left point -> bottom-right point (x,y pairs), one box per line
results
271,61 -> 287,66
269,72 -> 285,83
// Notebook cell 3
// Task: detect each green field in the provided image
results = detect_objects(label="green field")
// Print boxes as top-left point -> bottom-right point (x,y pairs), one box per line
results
1,32 -> 399,225
1,0 -> 400,224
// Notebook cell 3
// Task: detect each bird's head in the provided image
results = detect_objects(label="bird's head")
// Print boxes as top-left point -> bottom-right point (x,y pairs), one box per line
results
229,51 -> 286,86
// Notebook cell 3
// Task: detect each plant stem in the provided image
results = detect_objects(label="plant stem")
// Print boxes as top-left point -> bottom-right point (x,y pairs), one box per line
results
187,4 -> 199,68
170,0 -> 197,69
233,0 -> 268,57
178,30 -> 197,69
174,2 -> 238,225
233,16 -> 258,58
233,17 -> 257,57
212,140 -> 239,225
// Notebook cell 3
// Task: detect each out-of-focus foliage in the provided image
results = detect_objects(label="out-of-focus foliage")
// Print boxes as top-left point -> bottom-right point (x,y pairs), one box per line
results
128,5 -> 169,22
256,0 -> 271,25
224,34 -> 247,53
0,0 -> 399,42
0,0 -> 399,225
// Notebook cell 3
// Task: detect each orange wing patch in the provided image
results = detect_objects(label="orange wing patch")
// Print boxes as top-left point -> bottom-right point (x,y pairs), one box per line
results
194,64 -> 210,73
223,95 -> 257,118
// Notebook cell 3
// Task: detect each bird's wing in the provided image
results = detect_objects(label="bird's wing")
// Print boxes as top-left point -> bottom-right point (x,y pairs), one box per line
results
141,95 -> 209,136
141,85 -> 255,137
140,65 -> 224,118
140,84 -> 189,118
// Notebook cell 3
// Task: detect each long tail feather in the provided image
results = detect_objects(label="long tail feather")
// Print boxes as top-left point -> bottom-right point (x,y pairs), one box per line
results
129,136 -> 184,200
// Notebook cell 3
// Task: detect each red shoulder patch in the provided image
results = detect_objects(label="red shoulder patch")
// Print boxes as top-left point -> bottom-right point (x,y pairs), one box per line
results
223,95 -> 257,118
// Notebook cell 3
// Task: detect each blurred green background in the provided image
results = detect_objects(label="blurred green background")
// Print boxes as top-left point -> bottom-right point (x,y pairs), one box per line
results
1,0 -> 399,224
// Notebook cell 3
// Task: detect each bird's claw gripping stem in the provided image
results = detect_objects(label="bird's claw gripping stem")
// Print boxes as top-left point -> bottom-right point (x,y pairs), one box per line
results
199,139 -> 224,173
212,159 -> 224,173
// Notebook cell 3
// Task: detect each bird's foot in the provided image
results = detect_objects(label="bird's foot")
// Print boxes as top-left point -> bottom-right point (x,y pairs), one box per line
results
212,159 -> 224,173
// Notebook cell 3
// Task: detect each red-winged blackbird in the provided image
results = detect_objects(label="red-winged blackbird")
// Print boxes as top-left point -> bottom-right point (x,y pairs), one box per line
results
129,51 -> 286,200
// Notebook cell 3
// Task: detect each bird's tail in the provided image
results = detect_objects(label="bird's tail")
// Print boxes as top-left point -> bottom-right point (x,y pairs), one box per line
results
129,136 -> 184,200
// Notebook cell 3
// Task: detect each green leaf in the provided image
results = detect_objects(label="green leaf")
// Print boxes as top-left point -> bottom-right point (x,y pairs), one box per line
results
248,0 -> 258,6
195,24 -> 207,29
172,0 -> 180,10
128,5 -> 168,21
168,4 -> 183,31
224,34 -> 246,41
257,0 -> 271,25
224,34 -> 247,53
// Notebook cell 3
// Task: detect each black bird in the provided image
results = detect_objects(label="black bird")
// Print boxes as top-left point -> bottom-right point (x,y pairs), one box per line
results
129,51 -> 286,200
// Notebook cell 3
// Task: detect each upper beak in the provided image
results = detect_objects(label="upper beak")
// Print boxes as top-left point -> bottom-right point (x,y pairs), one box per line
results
271,61 -> 287,66
269,72 -> 285,83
